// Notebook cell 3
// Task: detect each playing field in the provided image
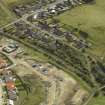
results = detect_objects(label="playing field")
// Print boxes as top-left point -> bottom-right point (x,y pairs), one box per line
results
56,0 -> 105,57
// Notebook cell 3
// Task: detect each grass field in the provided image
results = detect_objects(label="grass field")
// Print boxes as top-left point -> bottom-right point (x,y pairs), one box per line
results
0,0 -> 16,27
56,0 -> 105,57
0,6 -> 14,27
3,0 -> 36,7
88,96 -> 105,105
15,75 -> 46,105
5,0 -> 35,4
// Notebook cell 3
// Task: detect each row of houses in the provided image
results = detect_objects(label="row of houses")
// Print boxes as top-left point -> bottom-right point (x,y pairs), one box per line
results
1,0 -> 91,51
29,0 -> 84,20
30,19 -> 89,50
2,70 -> 17,105
13,0 -> 56,17
25,1 -> 90,50
13,0 -> 87,17
2,18 -> 89,52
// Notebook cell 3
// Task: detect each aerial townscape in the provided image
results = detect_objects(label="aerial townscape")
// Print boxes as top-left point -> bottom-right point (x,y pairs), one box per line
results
0,0 -> 105,105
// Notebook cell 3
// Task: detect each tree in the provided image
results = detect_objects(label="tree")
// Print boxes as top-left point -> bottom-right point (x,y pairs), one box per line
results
51,18 -> 60,24
79,30 -> 89,39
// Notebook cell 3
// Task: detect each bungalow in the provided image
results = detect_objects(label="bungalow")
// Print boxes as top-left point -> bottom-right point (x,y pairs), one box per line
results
3,70 -> 17,101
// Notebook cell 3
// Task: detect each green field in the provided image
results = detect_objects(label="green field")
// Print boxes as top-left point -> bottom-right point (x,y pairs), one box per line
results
56,0 -> 105,57
15,75 -> 46,105
4,0 -> 36,7
0,0 -> 16,27
0,6 -> 14,27
88,96 -> 105,105
5,0 -> 36,4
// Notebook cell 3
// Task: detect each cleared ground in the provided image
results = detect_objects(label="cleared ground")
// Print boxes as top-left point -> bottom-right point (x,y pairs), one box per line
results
56,0 -> 105,57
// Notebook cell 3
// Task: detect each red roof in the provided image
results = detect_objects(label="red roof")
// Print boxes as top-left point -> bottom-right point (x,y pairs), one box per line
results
0,59 -> 5,64
6,81 -> 15,90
